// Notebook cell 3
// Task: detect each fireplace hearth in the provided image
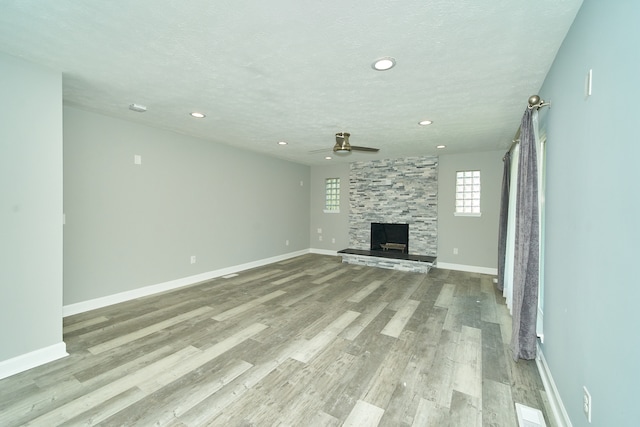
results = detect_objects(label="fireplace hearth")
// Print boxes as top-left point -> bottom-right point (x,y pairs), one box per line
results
340,221 -> 435,273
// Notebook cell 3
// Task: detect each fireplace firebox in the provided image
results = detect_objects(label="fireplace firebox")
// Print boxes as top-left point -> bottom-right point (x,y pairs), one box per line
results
370,223 -> 409,253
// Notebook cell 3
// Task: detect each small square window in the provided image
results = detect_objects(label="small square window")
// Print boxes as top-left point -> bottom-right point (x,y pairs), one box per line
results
324,178 -> 340,213
455,170 -> 481,216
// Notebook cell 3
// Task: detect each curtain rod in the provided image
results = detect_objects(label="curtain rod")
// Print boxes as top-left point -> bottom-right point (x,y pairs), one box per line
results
503,95 -> 550,161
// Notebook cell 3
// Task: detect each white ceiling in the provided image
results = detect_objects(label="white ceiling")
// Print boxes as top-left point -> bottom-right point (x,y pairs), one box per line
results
0,0 -> 583,165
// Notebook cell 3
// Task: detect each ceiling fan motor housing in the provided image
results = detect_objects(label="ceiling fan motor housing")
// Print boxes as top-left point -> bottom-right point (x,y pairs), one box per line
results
334,132 -> 351,153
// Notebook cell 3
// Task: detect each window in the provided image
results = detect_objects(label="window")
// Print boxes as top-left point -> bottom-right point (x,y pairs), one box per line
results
324,178 -> 340,213
455,170 -> 481,216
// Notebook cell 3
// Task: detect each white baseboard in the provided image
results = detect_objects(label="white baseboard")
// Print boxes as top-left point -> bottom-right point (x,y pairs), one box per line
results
536,344 -> 573,427
309,248 -> 339,256
0,342 -> 68,380
63,249 -> 309,317
434,262 -> 498,275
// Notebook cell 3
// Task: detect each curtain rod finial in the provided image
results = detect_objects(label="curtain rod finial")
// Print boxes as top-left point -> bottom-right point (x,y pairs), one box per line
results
528,94 -> 550,109
528,95 -> 541,107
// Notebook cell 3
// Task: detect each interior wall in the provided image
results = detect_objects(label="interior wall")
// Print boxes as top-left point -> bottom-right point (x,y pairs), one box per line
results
0,53 -> 65,365
538,0 -> 639,425
309,163 -> 350,252
310,152 -> 502,270
436,150 -> 503,272
63,106 -> 310,305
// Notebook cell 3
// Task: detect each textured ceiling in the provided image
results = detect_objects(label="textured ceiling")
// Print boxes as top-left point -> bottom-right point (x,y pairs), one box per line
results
0,0 -> 583,165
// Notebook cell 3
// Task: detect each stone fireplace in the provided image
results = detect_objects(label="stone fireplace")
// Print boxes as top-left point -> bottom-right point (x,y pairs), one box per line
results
339,156 -> 438,273
348,156 -> 438,257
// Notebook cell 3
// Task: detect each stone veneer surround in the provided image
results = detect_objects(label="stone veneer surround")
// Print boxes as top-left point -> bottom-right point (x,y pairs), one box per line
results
349,156 -> 438,256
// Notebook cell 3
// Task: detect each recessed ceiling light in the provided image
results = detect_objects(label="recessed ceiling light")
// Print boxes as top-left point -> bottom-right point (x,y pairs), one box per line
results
372,57 -> 396,71
278,141 -> 288,146
190,112 -> 206,118
419,120 -> 433,126
436,145 -> 446,149
325,156 -> 332,160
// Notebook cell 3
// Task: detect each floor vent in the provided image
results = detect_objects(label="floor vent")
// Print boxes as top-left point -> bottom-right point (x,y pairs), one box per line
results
515,403 -> 547,427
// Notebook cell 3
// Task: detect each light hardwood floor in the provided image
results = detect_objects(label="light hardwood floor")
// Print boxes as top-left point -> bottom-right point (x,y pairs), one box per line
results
0,254 -> 552,426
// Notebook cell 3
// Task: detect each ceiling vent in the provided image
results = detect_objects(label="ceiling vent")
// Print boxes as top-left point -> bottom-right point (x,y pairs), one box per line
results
129,103 -> 147,112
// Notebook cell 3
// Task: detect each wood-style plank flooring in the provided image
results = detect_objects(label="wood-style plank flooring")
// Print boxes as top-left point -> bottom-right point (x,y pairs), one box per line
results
0,254 -> 552,426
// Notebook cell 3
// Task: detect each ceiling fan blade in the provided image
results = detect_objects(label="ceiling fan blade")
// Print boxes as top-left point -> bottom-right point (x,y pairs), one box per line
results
351,145 -> 379,152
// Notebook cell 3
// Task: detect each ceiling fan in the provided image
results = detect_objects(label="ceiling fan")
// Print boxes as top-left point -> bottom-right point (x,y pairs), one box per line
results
332,132 -> 379,154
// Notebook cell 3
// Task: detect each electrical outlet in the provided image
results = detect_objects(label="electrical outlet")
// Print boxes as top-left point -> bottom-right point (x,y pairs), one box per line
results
319,235 -> 323,241
453,248 -> 459,255
190,255 -> 196,264
134,154 -> 142,165
583,386 -> 592,423
331,237 -> 336,244
285,240 -> 289,246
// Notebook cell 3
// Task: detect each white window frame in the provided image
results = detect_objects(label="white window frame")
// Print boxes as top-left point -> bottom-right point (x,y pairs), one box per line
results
454,170 -> 481,217
324,177 -> 340,213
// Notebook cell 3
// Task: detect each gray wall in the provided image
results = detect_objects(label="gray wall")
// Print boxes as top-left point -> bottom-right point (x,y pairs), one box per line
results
436,151 -> 503,271
64,106 -> 310,305
309,163 -> 350,252
0,53 -> 64,361
539,1 -> 639,425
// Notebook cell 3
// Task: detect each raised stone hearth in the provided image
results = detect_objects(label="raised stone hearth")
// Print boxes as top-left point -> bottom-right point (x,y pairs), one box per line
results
338,249 -> 436,274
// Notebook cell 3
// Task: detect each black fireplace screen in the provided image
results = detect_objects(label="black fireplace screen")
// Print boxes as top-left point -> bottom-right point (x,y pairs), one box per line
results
370,223 -> 409,253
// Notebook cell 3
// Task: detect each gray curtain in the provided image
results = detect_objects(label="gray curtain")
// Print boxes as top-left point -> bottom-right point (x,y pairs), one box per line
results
497,150 -> 511,292
511,107 -> 539,360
